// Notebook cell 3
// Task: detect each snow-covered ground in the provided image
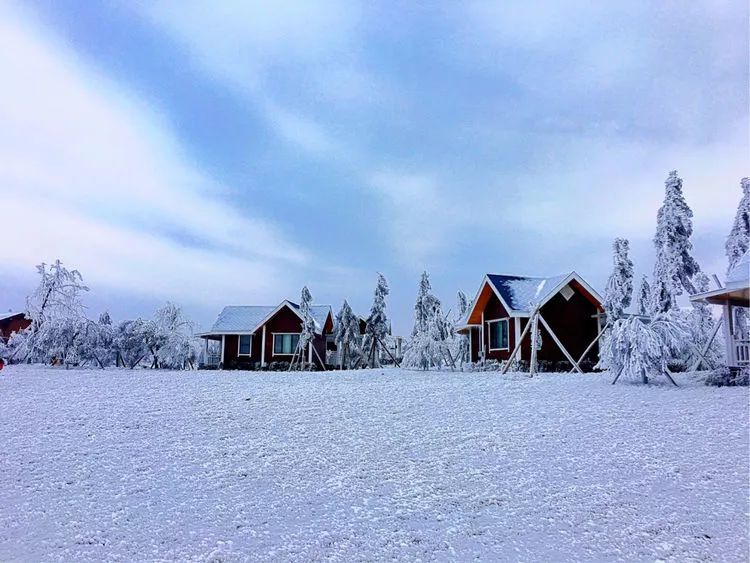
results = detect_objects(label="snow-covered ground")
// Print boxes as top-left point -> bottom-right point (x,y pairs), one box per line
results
0,366 -> 747,562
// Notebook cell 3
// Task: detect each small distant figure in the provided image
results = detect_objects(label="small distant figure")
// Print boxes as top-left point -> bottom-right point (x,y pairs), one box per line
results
0,358 -> 5,371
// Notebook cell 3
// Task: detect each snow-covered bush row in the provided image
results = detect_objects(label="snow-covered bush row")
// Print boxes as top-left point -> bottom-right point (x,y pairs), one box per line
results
1,260 -> 198,369
705,366 -> 749,387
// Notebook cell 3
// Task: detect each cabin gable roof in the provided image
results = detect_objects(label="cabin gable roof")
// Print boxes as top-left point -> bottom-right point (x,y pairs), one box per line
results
464,271 -> 603,326
205,302 -> 332,335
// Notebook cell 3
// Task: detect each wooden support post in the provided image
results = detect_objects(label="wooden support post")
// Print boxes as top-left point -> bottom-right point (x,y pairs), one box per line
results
538,313 -> 584,374
570,321 -> 610,373
688,315 -> 723,372
663,368 -> 678,386
220,335 -> 226,370
311,342 -> 327,371
261,325 -> 266,367
375,335 -> 400,367
723,304 -> 735,366
611,366 -> 624,385
501,311 -> 536,375
529,312 -> 539,376
480,311 -> 485,364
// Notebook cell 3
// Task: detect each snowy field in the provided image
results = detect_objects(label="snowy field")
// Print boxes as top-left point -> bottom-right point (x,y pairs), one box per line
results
0,366 -> 747,562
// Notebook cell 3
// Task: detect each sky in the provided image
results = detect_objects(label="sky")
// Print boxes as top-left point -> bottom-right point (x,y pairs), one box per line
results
1,1 -> 747,334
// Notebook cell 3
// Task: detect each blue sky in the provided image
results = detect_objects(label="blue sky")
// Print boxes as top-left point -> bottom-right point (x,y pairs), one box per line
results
1,1 -> 747,333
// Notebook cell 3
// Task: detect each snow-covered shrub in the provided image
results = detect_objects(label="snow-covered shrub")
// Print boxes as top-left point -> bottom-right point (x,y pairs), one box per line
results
705,366 -> 749,387
600,312 -> 690,383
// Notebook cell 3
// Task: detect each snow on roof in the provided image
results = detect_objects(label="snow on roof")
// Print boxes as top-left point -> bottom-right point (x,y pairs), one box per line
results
486,273 -> 571,313
726,249 -> 750,285
0,311 -> 24,322
209,303 -> 331,334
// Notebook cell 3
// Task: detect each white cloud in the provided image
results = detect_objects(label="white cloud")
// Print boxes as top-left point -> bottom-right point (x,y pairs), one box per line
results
367,171 -> 469,267
0,4 -> 310,310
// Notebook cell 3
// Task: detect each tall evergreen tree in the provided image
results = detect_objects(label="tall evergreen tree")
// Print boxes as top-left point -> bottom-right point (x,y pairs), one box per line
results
403,271 -> 448,370
298,286 -> 316,369
363,273 -> 390,367
725,177 -> 750,272
334,300 -> 361,369
452,290 -> 471,366
636,275 -> 651,317
603,238 -> 634,321
725,177 -> 750,341
651,170 -> 701,313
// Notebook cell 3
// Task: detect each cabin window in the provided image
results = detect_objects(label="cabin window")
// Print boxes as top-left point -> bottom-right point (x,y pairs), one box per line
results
488,319 -> 509,351
238,335 -> 252,355
273,333 -> 300,355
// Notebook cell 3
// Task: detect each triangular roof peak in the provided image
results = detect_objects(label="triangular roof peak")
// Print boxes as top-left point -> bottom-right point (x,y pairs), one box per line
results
463,271 -> 603,325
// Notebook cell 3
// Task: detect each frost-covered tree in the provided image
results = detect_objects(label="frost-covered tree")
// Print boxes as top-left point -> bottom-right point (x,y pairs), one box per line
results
74,312 -> 116,369
93,312 -> 116,367
725,177 -> 750,272
688,273 -> 723,368
448,290 -> 470,367
151,302 -> 195,369
334,300 -> 361,369
114,319 -> 149,369
403,271 -> 449,370
603,238 -> 634,321
651,171 -> 701,313
636,275 -> 651,317
295,286 -> 317,369
362,273 -> 390,367
17,260 -> 90,365
600,312 -> 690,384
725,178 -> 750,341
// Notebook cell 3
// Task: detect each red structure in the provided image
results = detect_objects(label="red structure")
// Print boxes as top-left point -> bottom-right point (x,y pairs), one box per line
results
457,272 -> 604,368
198,301 -> 334,369
0,312 -> 30,343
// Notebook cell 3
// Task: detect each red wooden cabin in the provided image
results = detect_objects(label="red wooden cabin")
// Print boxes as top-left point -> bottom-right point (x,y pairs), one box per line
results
0,312 -> 30,343
457,272 -> 604,368
198,301 -> 334,369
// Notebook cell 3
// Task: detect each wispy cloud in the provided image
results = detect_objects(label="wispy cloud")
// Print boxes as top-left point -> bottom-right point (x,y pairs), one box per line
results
0,4 -> 311,311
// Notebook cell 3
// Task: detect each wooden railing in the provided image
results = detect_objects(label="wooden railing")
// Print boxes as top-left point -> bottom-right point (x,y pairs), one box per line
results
735,338 -> 750,366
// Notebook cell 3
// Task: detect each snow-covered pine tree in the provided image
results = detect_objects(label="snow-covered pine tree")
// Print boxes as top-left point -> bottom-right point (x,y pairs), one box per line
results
450,290 -> 470,367
725,177 -> 750,271
603,238 -> 634,321
636,275 -> 651,317
362,273 -> 390,367
297,286 -> 317,369
651,170 -> 701,313
334,300 -> 361,369
403,271 -> 447,370
688,272 -> 723,368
